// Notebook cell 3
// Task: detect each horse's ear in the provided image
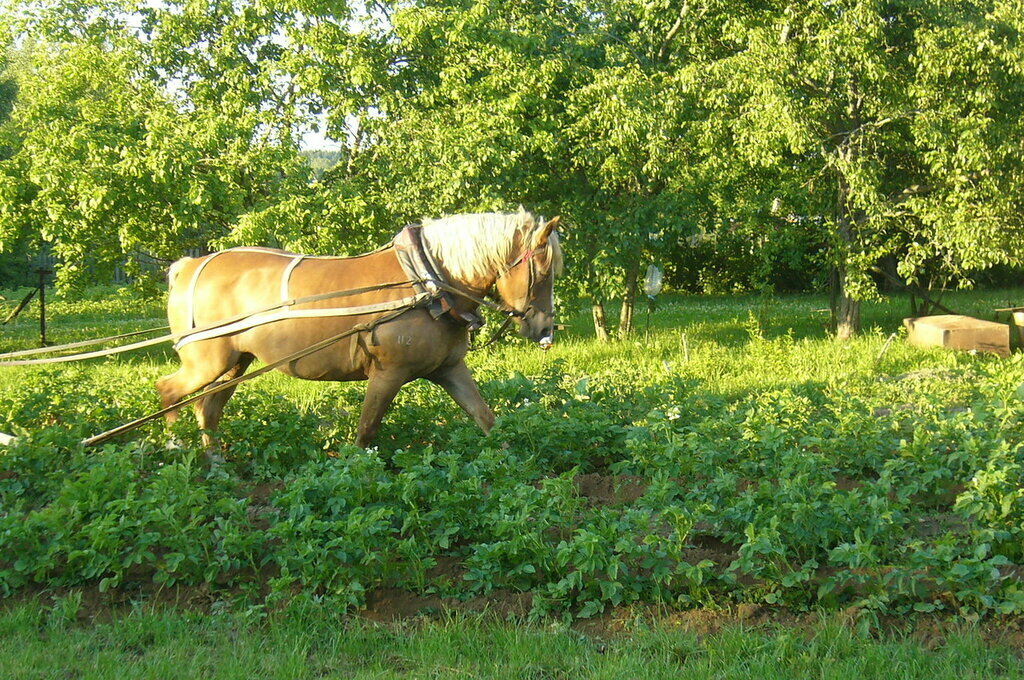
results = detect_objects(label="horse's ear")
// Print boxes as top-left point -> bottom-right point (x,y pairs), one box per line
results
533,216 -> 561,248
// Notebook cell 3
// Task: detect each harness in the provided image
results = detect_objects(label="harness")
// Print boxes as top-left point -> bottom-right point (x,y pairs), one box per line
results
393,225 -> 485,330
176,228 -> 540,350
175,247 -> 431,350
2,228 -> 549,365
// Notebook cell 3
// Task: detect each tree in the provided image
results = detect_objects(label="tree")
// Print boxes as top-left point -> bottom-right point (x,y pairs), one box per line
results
904,1 -> 1024,284
687,1 -> 914,338
562,0 -> 737,337
692,0 -> 1024,338
0,42 -> 36,287
0,4 -> 312,291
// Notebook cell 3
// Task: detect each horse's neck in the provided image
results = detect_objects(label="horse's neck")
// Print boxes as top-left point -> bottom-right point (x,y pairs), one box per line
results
433,266 -> 494,314
427,247 -> 502,300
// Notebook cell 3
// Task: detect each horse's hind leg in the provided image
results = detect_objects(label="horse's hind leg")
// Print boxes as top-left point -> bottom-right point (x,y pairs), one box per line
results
194,353 -> 254,449
156,342 -> 242,424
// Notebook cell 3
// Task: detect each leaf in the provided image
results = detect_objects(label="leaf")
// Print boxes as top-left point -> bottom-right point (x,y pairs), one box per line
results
578,599 -> 604,619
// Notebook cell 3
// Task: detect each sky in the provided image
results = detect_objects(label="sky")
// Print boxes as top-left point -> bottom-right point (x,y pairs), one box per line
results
300,127 -> 342,152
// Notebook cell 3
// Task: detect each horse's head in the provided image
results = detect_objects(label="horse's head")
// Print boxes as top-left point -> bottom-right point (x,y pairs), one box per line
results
494,216 -> 562,350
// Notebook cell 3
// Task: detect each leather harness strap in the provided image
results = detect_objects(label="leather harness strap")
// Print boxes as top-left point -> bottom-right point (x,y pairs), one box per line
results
281,254 -> 306,301
185,250 -> 225,329
393,225 -> 485,330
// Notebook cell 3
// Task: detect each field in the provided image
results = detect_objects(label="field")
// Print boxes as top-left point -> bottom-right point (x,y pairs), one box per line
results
2,286 -> 1024,675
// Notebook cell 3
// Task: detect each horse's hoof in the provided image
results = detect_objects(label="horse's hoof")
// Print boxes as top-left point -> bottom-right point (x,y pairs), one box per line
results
204,452 -> 228,479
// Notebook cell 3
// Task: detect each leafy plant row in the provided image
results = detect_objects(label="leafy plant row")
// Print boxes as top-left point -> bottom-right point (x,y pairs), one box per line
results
2,352 -> 1024,621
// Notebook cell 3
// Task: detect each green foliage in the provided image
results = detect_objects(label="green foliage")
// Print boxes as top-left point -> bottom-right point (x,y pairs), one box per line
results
664,227 -> 825,295
3,288 -> 1024,621
2,1 -> 1024,329
0,7 -> 312,292
906,1 -> 1024,279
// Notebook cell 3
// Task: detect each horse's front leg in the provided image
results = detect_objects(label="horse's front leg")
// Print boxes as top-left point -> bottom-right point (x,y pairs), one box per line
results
427,360 -> 496,433
355,370 -> 408,448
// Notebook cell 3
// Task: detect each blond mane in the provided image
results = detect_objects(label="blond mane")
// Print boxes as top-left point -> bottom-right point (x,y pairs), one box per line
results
420,209 -> 562,282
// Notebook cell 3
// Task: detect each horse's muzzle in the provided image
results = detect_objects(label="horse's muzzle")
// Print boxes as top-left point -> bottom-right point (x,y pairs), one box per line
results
518,309 -> 555,349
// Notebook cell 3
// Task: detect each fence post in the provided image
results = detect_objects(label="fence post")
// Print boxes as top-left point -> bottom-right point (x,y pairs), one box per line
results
37,268 -> 51,347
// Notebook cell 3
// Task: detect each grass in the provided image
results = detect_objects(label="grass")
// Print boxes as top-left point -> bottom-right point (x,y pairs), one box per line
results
1,599 -> 1022,679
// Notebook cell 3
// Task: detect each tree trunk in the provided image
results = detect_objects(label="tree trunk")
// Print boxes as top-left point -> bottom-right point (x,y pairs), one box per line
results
877,253 -> 900,293
617,259 -> 641,339
833,172 -> 861,341
592,301 -> 610,342
835,270 -> 860,341
346,121 -> 364,175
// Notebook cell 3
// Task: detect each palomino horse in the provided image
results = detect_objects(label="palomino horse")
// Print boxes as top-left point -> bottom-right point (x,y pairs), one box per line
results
156,210 -> 562,449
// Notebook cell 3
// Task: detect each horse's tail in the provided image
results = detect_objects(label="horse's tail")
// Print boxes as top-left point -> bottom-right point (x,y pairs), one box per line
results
166,257 -> 194,290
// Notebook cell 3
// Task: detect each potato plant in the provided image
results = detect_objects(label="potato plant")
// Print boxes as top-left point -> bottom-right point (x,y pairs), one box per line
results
2,288 -> 1024,621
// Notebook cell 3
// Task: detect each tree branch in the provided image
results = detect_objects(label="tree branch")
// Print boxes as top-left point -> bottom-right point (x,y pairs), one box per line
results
657,2 -> 690,63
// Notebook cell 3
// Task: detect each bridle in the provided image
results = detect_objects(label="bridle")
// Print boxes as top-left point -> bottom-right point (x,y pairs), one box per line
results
426,225 -> 557,330
458,239 -> 552,351
494,240 -> 552,319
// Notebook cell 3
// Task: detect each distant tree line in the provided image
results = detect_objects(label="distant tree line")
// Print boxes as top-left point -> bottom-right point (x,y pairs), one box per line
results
0,1 -> 1021,339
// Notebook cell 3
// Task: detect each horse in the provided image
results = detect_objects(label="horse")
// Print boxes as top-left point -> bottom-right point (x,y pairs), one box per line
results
156,210 -> 562,450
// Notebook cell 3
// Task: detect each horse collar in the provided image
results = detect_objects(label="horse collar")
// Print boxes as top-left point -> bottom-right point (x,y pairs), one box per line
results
393,224 -> 485,330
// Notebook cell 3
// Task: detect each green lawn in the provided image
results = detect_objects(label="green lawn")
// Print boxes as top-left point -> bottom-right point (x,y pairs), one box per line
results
1,599 -> 1022,679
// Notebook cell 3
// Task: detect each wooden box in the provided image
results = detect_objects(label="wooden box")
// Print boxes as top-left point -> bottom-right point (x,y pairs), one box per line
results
904,315 -> 1010,357
1013,311 -> 1024,349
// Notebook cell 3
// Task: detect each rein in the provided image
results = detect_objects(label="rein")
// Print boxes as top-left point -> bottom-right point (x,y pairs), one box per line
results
468,314 -> 516,352
0,280 -> 418,366
433,281 -> 525,319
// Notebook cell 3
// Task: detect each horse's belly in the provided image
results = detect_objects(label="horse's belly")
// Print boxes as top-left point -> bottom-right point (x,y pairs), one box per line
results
278,343 -> 368,382
232,320 -> 366,381
235,312 -> 462,382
